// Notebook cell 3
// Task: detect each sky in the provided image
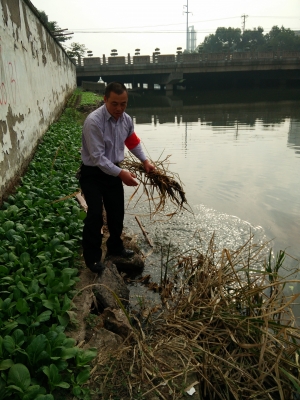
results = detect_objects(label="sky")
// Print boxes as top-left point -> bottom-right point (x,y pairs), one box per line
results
32,0 -> 300,58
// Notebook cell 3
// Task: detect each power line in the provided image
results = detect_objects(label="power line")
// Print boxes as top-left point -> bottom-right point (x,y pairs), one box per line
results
71,27 -> 300,34
249,15 -> 300,18
69,15 -> 300,31
73,31 -> 203,34
70,16 -> 241,31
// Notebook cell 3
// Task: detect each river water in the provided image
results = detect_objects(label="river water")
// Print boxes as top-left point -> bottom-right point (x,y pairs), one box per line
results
122,88 -> 300,304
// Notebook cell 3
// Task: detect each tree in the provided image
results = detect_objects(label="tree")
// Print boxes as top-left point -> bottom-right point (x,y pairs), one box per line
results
38,10 -> 72,42
198,27 -> 241,53
196,25 -> 300,53
264,26 -> 300,51
66,42 -> 88,61
240,27 -> 265,51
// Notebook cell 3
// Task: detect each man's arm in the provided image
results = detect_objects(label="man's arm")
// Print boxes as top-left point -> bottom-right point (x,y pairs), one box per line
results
118,130 -> 155,186
125,132 -> 155,172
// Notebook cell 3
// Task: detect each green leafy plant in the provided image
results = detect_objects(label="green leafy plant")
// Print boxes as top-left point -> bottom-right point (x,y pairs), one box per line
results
80,91 -> 103,106
0,102 -> 96,397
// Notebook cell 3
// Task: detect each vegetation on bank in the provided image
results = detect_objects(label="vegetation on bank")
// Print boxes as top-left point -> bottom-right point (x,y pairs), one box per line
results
79,91 -> 103,107
0,100 -> 95,398
93,241 -> 300,399
67,89 -> 103,114
196,25 -> 300,53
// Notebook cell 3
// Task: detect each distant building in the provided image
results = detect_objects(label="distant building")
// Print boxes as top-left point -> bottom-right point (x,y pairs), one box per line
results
294,30 -> 300,37
187,26 -> 197,52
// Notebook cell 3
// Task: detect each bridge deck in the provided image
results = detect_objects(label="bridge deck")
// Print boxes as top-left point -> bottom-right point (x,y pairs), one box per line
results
76,52 -> 300,88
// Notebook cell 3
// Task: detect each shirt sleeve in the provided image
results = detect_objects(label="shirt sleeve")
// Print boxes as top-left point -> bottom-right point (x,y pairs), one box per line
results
82,117 -> 121,176
125,122 -> 147,162
130,142 -> 147,162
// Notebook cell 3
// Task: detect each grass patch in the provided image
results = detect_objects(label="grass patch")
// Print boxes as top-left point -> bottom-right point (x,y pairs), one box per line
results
79,91 -> 103,107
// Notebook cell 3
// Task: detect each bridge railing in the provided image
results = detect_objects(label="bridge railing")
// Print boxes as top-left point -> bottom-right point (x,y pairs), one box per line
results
76,51 -> 300,67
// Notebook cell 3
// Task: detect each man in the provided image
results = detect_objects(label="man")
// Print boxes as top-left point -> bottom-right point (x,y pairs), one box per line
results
79,82 -> 155,273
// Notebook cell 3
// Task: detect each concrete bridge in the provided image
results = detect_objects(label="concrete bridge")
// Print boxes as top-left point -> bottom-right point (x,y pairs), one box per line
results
76,52 -> 300,93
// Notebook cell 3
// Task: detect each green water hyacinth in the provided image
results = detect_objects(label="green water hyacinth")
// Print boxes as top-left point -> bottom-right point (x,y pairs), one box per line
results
0,107 -> 96,398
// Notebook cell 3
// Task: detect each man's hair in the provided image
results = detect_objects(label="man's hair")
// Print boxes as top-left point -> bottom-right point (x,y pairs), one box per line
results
105,82 -> 128,98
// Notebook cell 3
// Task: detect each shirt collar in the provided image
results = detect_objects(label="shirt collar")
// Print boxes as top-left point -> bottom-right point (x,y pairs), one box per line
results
103,105 -> 124,122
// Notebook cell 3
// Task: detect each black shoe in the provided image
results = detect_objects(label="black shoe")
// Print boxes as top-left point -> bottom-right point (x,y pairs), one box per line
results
106,248 -> 135,259
88,261 -> 105,274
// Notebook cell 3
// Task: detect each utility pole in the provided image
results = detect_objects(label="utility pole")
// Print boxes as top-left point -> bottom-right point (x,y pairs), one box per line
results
183,0 -> 192,51
241,14 -> 248,33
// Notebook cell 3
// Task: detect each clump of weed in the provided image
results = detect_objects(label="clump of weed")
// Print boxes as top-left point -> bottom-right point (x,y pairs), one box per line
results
89,236 -> 300,399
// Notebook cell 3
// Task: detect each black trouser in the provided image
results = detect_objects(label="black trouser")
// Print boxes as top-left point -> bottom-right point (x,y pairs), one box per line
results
79,164 -> 124,267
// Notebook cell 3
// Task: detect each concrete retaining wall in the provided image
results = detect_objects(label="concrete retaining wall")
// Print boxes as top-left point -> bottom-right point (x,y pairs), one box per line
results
0,0 -> 76,201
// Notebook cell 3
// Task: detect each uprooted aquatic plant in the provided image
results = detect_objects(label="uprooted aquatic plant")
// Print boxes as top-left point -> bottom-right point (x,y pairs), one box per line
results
121,153 -> 190,217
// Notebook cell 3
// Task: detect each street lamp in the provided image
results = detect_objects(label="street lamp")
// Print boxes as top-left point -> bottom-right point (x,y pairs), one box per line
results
153,48 -> 160,63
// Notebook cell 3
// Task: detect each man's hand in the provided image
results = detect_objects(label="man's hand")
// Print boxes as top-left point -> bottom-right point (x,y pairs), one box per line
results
143,159 -> 155,173
119,170 -> 138,186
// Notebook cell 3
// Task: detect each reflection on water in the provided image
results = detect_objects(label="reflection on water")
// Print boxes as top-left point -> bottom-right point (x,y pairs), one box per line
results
124,90 -> 300,275
288,119 -> 300,156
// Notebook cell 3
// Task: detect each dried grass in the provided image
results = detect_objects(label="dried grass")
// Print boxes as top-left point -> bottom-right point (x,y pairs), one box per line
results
121,154 -> 190,216
89,236 -> 300,399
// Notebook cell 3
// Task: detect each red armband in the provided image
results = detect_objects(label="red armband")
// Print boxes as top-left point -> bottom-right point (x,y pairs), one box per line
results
125,132 -> 140,150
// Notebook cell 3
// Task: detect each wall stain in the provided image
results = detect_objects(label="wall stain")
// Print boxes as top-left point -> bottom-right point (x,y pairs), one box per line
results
2,0 -> 21,41
46,32 -> 57,63
6,105 -> 24,151
0,0 -> 8,26
0,105 -> 26,204
21,1 -> 32,42
4,0 -> 21,28
36,20 -> 46,56
37,100 -> 44,126
0,119 -> 8,145
30,41 -> 35,58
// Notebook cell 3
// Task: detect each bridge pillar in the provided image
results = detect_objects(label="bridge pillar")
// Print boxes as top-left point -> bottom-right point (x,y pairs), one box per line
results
132,82 -> 138,89
166,84 -> 174,95
147,83 -> 154,90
